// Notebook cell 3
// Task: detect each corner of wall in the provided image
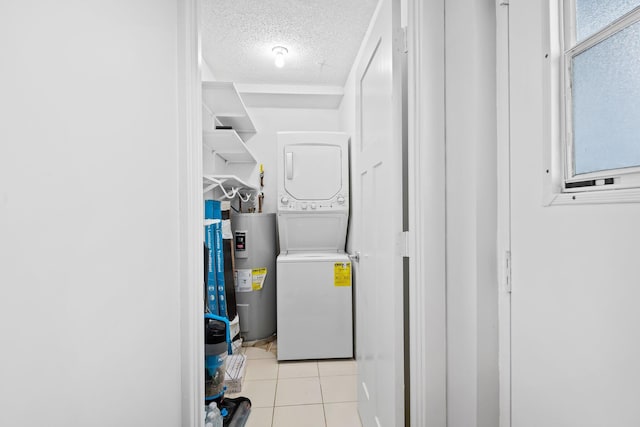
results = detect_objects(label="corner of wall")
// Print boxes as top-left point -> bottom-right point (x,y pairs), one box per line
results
201,57 -> 217,81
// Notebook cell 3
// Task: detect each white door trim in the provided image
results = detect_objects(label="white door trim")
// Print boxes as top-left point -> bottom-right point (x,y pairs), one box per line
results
177,0 -> 204,426
496,2 -> 512,427
406,0 -> 447,426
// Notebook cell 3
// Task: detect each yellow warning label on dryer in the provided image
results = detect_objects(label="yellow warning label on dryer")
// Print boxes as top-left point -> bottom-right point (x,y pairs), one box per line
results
334,262 -> 351,287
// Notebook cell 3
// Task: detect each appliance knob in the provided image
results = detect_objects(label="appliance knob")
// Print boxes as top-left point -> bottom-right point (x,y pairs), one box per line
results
337,196 -> 345,204
311,203 -> 317,209
301,203 -> 308,210
281,196 -> 289,205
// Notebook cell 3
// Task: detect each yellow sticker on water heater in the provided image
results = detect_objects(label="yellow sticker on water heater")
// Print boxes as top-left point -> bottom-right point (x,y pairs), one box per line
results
334,262 -> 351,287
251,268 -> 267,291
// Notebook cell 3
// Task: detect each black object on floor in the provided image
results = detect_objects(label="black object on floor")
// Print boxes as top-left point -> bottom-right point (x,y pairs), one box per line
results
220,396 -> 252,427
204,318 -> 228,400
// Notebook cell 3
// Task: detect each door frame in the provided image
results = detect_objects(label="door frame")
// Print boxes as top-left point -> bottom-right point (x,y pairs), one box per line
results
496,2 -> 512,427
406,0 -> 447,425
177,0 -> 453,425
177,0 -> 205,426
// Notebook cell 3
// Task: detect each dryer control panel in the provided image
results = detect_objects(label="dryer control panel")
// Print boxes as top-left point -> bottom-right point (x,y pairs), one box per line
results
278,193 -> 349,212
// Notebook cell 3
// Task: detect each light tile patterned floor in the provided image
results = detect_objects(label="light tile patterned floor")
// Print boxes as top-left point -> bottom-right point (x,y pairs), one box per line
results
228,342 -> 363,427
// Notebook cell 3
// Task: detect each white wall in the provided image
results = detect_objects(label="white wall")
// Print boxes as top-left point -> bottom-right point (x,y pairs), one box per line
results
339,71 -> 357,145
507,1 -> 640,426
445,0 -> 499,426
0,2 -> 182,426
202,58 -> 217,81
244,107 -> 342,214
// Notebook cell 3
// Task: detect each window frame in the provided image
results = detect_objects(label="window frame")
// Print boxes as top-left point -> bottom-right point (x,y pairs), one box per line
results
543,0 -> 640,204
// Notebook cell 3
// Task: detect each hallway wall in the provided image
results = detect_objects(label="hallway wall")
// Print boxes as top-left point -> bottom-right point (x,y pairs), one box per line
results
0,2 -> 183,426
507,2 -> 640,426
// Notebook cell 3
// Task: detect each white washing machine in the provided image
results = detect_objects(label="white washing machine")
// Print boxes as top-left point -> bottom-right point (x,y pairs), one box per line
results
276,253 -> 353,360
276,131 -> 353,361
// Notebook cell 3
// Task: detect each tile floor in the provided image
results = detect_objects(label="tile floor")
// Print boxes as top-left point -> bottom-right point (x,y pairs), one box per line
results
228,342 -> 362,427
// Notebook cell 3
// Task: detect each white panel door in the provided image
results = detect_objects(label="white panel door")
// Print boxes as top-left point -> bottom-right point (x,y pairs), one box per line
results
506,2 -> 640,426
354,0 -> 404,425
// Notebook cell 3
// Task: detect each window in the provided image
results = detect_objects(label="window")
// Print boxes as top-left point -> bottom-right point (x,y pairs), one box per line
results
561,0 -> 640,194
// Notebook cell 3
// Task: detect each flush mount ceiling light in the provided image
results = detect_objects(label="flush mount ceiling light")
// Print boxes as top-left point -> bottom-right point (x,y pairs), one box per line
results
272,46 -> 288,68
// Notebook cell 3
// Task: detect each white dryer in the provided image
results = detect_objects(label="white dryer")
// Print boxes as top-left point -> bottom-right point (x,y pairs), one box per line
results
276,132 -> 353,360
277,131 -> 349,252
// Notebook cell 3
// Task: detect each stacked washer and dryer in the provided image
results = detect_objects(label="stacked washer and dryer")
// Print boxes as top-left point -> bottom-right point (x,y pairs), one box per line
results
276,132 -> 353,361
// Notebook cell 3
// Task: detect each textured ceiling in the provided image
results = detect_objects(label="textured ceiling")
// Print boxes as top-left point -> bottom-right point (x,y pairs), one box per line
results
201,0 -> 379,86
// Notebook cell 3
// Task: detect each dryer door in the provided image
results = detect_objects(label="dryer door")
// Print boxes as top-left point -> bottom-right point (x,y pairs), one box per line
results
283,143 -> 343,200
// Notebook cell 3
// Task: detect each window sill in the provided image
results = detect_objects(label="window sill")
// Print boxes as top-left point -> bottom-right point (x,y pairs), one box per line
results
545,187 -> 640,206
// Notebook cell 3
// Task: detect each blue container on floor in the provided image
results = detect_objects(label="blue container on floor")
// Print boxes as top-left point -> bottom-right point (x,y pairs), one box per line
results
204,314 -> 231,401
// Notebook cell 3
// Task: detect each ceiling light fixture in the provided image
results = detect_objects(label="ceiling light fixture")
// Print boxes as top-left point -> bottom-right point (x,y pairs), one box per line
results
272,46 -> 288,68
